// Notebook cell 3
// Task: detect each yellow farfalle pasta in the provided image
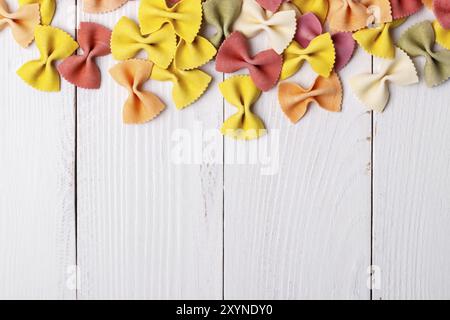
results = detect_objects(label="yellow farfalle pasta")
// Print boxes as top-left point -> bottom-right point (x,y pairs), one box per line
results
17,25 -> 79,92
353,19 -> 406,59
291,0 -> 328,24
220,75 -> 266,140
19,0 -> 55,25
350,48 -> 419,112
0,0 -> 40,47
138,0 -> 202,44
150,63 -> 212,110
433,20 -> 450,50
281,32 -> 335,80
111,16 -> 177,69
174,36 -> 217,71
109,59 -> 166,124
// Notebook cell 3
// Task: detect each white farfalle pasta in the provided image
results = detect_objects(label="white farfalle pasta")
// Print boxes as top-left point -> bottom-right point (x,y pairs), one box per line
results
350,48 -> 419,113
233,0 -> 297,54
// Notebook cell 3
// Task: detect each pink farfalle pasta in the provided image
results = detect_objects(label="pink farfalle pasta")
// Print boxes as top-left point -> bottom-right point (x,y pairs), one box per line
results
82,0 -> 132,13
58,22 -> 112,89
215,31 -> 283,91
295,13 -> 356,71
433,0 -> 450,29
256,0 -> 288,12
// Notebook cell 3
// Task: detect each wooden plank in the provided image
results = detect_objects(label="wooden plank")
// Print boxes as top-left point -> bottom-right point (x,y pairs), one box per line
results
373,10 -> 450,300
223,35 -> 373,298
0,1 -> 76,299
76,3 -> 223,299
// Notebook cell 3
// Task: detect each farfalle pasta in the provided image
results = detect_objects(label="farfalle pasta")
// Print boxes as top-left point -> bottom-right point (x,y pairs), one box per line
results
220,75 -> 266,140
17,25 -> 79,92
398,21 -> 450,87
0,0 -> 40,47
291,0 -> 329,23
150,63 -> 212,109
433,19 -> 450,50
295,12 -> 355,71
58,22 -> 112,89
111,17 -> 177,69
82,0 -> 130,13
256,0 -> 287,12
350,48 -> 419,112
233,0 -> 297,54
281,33 -> 335,80
390,0 -> 423,19
19,0 -> 55,25
215,31 -> 282,91
175,36 -> 217,71
203,0 -> 243,47
328,0 -> 393,32
138,0 -> 202,44
110,59 -> 165,124
353,19 -> 406,59
278,72 -> 342,124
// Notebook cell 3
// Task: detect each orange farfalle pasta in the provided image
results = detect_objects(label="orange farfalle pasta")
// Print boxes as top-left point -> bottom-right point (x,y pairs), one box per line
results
278,72 -> 343,124
82,0 -> 132,13
328,0 -> 393,32
109,59 -> 166,124
0,0 -> 40,47
58,22 -> 112,89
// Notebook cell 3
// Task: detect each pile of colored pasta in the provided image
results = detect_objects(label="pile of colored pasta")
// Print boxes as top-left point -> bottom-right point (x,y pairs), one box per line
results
1,0 -> 450,140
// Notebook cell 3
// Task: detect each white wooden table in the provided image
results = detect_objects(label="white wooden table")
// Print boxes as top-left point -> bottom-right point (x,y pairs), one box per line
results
1,1 -> 450,300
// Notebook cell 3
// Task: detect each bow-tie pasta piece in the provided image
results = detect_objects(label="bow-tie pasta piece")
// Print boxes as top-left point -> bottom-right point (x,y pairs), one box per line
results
350,48 -> 419,112
0,0 -> 40,47
281,32 -> 335,80
57,22 -> 111,89
17,26 -> 79,92
139,0 -> 202,44
295,13 -> 355,71
291,0 -> 329,23
82,0 -> 130,13
278,72 -> 343,124
203,0 -> 243,48
220,75 -> 266,140
216,32 -> 282,91
111,17 -> 177,69
150,63 -> 212,110
256,0 -> 287,12
398,20 -> 450,87
18,0 -> 55,25
390,0 -> 423,19
433,0 -> 450,30
233,0 -> 297,54
353,18 -> 406,59
433,20 -> 450,50
110,59 -> 165,124
175,36 -> 217,71
328,0 -> 393,32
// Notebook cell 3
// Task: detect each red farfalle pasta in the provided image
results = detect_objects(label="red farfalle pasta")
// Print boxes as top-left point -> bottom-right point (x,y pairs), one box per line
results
57,22 -> 112,89
390,0 -> 423,19
215,31 -> 282,91
433,0 -> 450,29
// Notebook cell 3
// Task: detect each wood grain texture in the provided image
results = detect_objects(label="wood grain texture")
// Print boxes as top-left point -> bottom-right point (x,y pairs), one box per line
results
223,35 -> 372,299
373,10 -> 450,300
76,3 -> 223,299
0,1 -> 76,299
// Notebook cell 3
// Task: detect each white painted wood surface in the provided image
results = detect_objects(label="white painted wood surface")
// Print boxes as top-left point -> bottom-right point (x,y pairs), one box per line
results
372,10 -> 450,300
0,2 -> 450,300
0,1 -> 76,299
